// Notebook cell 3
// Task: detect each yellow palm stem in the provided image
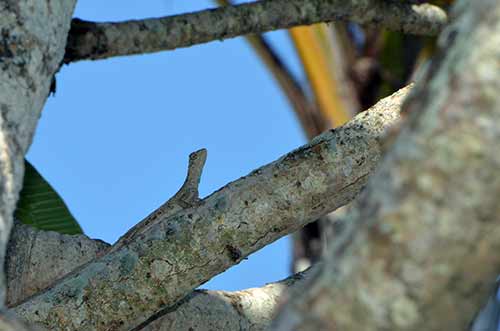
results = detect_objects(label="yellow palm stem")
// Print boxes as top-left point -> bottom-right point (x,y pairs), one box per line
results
289,25 -> 350,127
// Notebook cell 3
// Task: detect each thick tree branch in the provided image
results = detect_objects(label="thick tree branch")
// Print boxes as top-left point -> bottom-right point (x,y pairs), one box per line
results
13,86 -> 409,331
64,0 -> 447,63
0,0 -> 77,329
0,311 -> 33,331
6,150 -> 206,307
7,221 -> 315,331
272,0 -> 500,330
6,221 -> 109,308
140,266 -> 315,331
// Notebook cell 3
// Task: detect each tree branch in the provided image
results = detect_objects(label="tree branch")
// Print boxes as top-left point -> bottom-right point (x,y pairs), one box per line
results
139,266 -> 316,331
271,0 -> 500,330
13,86 -> 409,331
0,0 -> 77,329
7,221 -> 315,331
64,0 -> 447,63
6,221 -> 109,308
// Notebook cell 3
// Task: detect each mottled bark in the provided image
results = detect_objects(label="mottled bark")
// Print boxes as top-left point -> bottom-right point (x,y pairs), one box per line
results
64,0 -> 447,63
0,0 -> 76,329
272,0 -> 500,330
13,87 -> 408,331
6,221 -> 109,307
141,267 -> 315,331
0,311 -> 34,331
7,221 -> 315,331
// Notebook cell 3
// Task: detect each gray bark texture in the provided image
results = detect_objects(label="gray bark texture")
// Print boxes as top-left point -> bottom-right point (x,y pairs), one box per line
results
64,0 -> 446,63
6,221 -> 109,308
7,220 -> 317,331
140,266 -> 315,331
0,0 -> 76,329
271,0 -> 500,330
12,86 -> 407,331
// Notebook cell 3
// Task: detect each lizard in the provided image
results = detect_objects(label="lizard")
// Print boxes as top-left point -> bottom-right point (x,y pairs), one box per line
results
111,148 -> 207,251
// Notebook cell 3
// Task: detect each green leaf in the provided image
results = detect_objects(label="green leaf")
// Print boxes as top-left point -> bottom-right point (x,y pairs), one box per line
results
15,160 -> 83,235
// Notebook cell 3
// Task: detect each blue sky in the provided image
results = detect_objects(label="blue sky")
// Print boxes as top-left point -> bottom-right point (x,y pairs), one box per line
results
26,1 -> 309,291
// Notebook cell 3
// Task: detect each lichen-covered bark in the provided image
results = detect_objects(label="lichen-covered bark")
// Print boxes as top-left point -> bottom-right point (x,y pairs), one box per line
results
7,222 -> 315,331
5,222 -> 109,307
271,1 -> 500,330
0,0 -> 76,329
0,311 -> 32,331
64,0 -> 447,63
14,87 -> 409,331
141,267 -> 315,331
